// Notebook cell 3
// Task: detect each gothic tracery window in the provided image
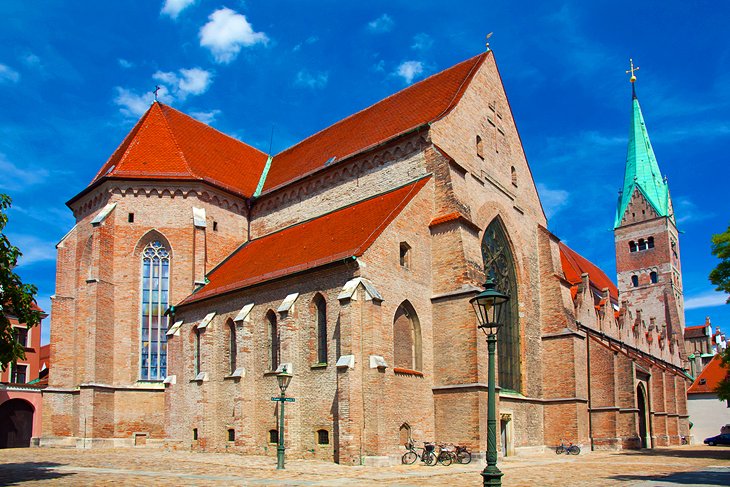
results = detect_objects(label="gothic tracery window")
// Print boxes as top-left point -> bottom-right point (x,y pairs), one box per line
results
481,218 -> 521,392
140,240 -> 170,380
393,301 -> 422,371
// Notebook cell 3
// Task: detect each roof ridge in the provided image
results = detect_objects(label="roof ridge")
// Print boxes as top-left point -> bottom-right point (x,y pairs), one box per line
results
273,53 -> 487,159
157,102 -> 195,177
431,51 -> 489,122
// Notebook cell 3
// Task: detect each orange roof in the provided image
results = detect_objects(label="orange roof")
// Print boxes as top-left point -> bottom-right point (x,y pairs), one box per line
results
86,102 -> 268,199
684,325 -> 709,339
688,354 -> 728,394
182,176 -> 430,304
261,52 -> 489,192
559,242 -> 618,301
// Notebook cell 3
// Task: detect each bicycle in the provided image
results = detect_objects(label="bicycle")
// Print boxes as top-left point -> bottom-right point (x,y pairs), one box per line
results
435,443 -> 453,466
443,443 -> 472,464
555,439 -> 580,455
402,440 -> 437,465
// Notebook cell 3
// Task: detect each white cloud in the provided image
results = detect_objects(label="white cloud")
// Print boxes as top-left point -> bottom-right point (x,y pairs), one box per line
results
0,63 -> 20,83
199,8 -> 268,64
536,183 -> 570,219
0,153 -> 50,191
411,33 -> 433,50
190,110 -> 221,124
114,87 -> 157,118
118,58 -> 134,69
368,14 -> 394,33
295,70 -> 328,89
161,0 -> 196,19
685,290 -> 729,309
6,234 -> 57,267
153,67 -> 212,100
373,60 -> 385,72
292,35 -> 318,52
395,61 -> 423,84
22,53 -> 41,67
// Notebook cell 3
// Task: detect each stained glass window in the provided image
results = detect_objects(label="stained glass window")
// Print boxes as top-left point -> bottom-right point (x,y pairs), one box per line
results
140,240 -> 170,380
481,218 -> 521,392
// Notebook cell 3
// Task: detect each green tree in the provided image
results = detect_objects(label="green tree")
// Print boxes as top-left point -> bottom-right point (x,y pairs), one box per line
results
710,224 -> 730,303
0,194 -> 43,370
716,346 -> 730,402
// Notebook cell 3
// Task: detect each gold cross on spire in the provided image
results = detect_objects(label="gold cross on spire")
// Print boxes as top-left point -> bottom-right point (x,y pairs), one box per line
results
626,58 -> 639,83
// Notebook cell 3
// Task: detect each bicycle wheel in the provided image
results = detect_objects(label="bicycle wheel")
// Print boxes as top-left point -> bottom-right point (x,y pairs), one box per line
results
457,450 -> 472,464
424,452 -> 437,466
568,445 -> 580,455
402,451 -> 418,464
438,452 -> 452,466
555,445 -> 565,455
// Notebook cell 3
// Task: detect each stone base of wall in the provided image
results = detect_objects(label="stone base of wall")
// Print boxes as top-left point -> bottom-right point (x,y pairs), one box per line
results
38,436 -> 167,449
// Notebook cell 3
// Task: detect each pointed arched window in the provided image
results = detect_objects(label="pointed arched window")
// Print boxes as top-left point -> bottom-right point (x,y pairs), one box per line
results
267,310 -> 279,371
393,301 -> 422,371
313,294 -> 328,364
140,240 -> 170,380
482,218 -> 521,392
228,319 -> 237,374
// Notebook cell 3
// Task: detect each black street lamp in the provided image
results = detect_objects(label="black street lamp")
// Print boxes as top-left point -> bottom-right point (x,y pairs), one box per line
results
276,367 -> 293,470
470,278 -> 509,487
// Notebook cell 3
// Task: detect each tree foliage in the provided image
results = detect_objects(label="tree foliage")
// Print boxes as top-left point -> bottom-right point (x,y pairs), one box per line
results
715,346 -> 730,402
0,194 -> 42,370
710,224 -> 730,304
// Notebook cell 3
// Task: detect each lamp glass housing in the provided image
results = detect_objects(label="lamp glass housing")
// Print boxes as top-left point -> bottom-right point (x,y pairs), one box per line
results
277,370 -> 292,394
470,279 -> 509,335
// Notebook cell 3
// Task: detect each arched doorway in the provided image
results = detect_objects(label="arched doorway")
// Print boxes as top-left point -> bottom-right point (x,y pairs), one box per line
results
0,399 -> 34,448
637,384 -> 649,448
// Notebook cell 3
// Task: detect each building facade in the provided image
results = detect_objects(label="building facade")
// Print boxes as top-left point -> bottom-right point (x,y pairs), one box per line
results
42,51 -> 690,460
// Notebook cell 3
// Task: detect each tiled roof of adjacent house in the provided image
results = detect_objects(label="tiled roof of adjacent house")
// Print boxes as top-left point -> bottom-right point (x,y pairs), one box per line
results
260,52 -> 489,192
85,102 -> 269,199
688,354 -> 728,394
684,325 -> 709,340
559,242 -> 619,301
181,176 -> 431,305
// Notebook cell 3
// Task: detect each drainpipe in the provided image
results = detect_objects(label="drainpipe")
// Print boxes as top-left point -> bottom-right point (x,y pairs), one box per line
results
585,325 -> 594,451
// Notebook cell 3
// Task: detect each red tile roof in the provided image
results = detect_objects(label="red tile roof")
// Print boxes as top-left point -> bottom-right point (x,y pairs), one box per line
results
684,325 -> 709,340
559,242 -> 618,301
88,102 -> 268,198
261,52 -> 490,192
181,176 -> 431,305
688,354 -> 728,394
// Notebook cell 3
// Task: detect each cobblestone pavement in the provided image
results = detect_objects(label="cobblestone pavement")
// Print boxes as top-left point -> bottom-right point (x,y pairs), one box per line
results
0,446 -> 728,486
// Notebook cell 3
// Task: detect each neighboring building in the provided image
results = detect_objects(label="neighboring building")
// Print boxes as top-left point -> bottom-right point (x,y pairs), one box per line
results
0,304 -> 47,448
687,354 -> 730,442
42,51 -> 690,460
684,317 -> 726,377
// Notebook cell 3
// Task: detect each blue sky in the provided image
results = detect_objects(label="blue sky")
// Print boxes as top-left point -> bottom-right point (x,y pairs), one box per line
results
1,1 -> 728,345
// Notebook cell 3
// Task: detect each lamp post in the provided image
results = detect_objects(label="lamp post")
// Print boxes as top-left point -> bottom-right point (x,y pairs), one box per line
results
470,278 -> 509,487
276,367 -> 293,470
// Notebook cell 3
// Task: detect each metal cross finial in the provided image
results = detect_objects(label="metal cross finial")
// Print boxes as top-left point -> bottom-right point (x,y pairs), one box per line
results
153,85 -> 161,101
486,32 -> 493,52
626,58 -> 639,83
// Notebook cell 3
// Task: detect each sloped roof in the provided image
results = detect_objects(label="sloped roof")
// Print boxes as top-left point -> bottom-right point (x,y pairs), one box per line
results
688,354 -> 728,394
615,88 -> 670,228
685,325 -> 709,340
85,102 -> 268,199
559,242 -> 618,301
261,52 -> 489,192
181,176 -> 431,305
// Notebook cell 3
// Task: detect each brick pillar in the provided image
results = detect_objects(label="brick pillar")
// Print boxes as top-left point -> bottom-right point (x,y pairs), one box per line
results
650,367 -> 668,446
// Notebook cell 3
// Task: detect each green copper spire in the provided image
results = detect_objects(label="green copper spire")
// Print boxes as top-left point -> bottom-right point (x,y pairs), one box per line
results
614,74 -> 670,228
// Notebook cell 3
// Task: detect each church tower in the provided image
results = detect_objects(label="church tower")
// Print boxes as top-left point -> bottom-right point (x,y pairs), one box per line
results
614,63 -> 685,356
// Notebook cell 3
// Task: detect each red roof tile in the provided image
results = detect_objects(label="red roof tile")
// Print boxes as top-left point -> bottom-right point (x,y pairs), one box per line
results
89,103 -> 268,198
182,177 -> 431,304
684,325 -> 709,340
559,242 -> 618,301
261,52 -> 489,192
688,355 -> 728,394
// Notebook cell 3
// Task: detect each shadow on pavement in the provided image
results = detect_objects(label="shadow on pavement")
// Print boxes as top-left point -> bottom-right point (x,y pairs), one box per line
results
0,462 -> 74,485
610,468 -> 730,486
617,447 -> 730,461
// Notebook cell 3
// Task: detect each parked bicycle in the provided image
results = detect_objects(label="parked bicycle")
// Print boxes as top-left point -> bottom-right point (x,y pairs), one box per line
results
443,443 -> 472,464
555,439 -> 580,455
402,440 -> 437,465
434,443 -> 453,466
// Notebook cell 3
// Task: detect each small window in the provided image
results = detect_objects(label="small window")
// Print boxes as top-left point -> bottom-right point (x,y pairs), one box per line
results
631,275 -> 639,287
317,429 -> 329,445
476,135 -> 484,159
128,213 -> 134,223
638,238 -> 647,251
511,166 -> 517,187
629,241 -> 637,253
193,428 -> 198,440
269,429 -> 278,444
10,364 -> 28,384
194,327 -> 202,375
399,242 -> 411,269
228,429 -> 235,441
213,221 -> 218,232
650,271 -> 658,284
699,378 -> 706,385
14,327 -> 29,347
648,236 -> 654,249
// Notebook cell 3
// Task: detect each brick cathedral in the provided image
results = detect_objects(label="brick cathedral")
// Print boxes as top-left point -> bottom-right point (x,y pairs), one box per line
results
42,51 -> 690,462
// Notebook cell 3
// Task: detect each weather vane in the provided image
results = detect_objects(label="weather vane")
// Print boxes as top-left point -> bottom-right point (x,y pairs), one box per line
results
485,32 -> 493,52
153,85 -> 161,101
626,58 -> 639,83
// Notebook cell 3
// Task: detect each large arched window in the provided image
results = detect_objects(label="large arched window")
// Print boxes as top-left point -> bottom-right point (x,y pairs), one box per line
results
267,310 -> 279,371
393,301 -> 422,371
313,294 -> 328,364
140,240 -> 170,380
481,218 -> 520,391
